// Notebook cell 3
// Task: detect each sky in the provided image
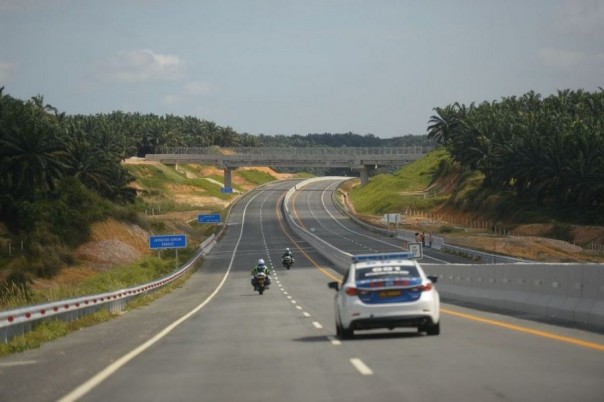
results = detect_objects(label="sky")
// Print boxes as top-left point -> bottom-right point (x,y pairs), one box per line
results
1,0 -> 603,138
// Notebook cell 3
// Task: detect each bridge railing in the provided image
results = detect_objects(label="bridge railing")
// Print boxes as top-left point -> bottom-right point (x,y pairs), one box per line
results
156,146 -> 432,156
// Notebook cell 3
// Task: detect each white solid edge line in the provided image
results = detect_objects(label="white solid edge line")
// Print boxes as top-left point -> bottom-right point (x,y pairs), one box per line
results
350,358 -> 373,375
58,192 -> 262,402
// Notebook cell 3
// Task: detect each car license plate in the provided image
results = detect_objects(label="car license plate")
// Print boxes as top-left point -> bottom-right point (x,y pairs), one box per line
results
379,290 -> 401,298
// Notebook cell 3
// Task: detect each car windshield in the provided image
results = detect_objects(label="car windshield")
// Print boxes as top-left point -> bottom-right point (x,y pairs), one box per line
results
355,265 -> 420,281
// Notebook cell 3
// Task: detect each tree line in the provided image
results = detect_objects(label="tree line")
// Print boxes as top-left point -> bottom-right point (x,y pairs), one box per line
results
1,88 -> 432,233
428,88 -> 604,211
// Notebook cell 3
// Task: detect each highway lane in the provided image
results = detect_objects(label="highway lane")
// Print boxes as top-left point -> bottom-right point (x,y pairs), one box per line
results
288,178 -> 470,264
1,180 -> 603,401
284,178 -> 604,401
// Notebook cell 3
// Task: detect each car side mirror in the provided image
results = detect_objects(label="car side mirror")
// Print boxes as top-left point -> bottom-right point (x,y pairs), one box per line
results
328,281 -> 340,291
427,275 -> 438,283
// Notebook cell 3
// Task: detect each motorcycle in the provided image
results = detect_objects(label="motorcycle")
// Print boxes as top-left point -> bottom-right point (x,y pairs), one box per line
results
253,272 -> 268,295
282,255 -> 294,270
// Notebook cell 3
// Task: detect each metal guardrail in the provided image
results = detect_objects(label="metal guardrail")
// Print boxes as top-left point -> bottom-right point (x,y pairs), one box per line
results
441,244 -> 528,264
0,231 -> 220,344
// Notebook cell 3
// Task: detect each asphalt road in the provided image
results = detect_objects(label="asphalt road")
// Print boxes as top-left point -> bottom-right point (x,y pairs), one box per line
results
1,179 -> 603,402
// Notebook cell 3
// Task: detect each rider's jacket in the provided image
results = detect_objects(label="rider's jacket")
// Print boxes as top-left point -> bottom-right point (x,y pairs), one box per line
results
251,264 -> 269,276
282,251 -> 293,259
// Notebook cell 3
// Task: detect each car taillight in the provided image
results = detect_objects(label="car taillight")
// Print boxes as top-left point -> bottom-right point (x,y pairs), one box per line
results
411,283 -> 433,292
419,283 -> 433,291
345,285 -> 358,296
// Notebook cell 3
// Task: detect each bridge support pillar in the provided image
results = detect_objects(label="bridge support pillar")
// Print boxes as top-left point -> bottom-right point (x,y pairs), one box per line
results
360,165 -> 370,186
224,167 -> 235,190
361,165 -> 377,187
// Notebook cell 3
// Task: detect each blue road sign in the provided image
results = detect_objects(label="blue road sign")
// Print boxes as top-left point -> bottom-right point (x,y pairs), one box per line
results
149,234 -> 187,249
221,187 -> 233,193
198,213 -> 221,223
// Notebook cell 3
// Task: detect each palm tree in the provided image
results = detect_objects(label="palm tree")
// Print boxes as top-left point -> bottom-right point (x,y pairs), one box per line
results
201,120 -> 219,146
101,166 -> 137,204
427,103 -> 464,145
1,106 -> 67,201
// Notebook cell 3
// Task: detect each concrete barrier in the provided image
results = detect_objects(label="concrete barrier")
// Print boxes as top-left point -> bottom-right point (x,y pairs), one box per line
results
423,263 -> 604,332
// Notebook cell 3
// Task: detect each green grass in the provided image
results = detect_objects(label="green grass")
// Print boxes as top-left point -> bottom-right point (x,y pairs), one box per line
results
350,148 -> 453,215
125,164 -> 187,189
235,169 -> 277,185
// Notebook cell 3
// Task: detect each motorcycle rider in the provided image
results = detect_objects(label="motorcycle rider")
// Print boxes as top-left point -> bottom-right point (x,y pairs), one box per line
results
251,258 -> 271,290
281,247 -> 294,267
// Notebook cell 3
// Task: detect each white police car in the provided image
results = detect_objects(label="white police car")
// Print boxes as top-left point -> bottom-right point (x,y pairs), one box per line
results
328,252 -> 440,339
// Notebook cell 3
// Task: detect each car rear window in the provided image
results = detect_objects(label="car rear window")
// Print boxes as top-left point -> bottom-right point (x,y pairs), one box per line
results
355,265 -> 419,281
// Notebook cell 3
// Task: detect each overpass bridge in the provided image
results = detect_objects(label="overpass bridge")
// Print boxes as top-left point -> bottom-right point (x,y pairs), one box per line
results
145,146 -> 431,187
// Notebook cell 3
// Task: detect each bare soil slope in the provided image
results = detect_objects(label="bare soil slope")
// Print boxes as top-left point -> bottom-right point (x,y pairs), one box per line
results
341,181 -> 604,263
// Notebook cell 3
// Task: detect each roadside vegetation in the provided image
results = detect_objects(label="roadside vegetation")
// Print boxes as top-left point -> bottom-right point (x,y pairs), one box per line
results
427,89 -> 604,220
352,88 -> 604,227
2,86 -> 603,352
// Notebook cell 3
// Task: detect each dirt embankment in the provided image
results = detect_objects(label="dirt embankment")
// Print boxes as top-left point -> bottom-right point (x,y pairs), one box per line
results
32,162 -> 292,290
38,166 -> 604,293
345,193 -> 604,263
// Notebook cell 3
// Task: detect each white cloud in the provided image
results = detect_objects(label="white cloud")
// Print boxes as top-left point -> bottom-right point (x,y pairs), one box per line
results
163,81 -> 212,105
0,61 -> 17,83
99,49 -> 185,83
184,81 -> 211,96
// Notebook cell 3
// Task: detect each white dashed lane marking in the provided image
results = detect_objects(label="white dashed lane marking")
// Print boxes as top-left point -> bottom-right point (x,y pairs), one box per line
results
327,336 -> 341,346
350,358 -> 373,375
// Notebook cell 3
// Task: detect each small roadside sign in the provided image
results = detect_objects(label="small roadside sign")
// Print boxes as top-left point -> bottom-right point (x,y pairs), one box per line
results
149,234 -> 187,249
198,213 -> 221,223
382,213 -> 401,224
408,242 -> 423,259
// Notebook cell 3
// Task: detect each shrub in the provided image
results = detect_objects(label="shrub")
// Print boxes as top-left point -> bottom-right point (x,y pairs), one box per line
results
547,223 -> 574,242
439,225 -> 454,233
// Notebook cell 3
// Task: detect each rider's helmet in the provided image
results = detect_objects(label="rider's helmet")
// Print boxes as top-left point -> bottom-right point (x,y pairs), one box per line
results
286,248 -> 290,252
258,258 -> 265,266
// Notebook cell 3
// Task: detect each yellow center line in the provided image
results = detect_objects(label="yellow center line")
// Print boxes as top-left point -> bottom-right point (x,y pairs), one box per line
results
276,192 -> 341,282
290,189 -> 306,230
442,307 -> 604,352
279,186 -> 604,353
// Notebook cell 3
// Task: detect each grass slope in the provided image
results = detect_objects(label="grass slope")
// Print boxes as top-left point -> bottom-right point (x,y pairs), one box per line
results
350,148 -> 451,214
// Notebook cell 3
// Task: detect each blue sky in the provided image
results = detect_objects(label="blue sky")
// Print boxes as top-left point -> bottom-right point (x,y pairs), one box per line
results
1,0 -> 602,138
